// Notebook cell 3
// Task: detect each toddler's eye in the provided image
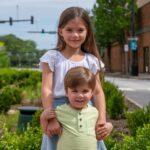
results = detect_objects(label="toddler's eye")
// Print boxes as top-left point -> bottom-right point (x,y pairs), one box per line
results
83,89 -> 89,93
72,90 -> 77,93
66,28 -> 72,32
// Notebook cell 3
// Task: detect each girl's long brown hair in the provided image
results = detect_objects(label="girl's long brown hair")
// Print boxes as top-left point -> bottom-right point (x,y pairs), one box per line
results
56,7 -> 101,60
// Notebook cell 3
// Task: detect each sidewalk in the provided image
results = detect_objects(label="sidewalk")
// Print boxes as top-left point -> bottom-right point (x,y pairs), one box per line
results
105,72 -> 150,80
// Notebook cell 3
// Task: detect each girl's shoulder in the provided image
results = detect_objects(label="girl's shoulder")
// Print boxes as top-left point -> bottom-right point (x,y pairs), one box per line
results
42,49 -> 59,57
85,52 -> 99,65
85,53 -> 98,61
85,52 -> 105,71
39,49 -> 60,72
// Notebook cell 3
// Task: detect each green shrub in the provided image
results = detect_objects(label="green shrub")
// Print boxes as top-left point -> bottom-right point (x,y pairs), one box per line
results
0,69 -> 42,112
105,135 -> 117,150
103,80 -> 126,119
31,109 -> 42,128
18,71 -> 41,87
111,124 -> 150,150
0,69 -> 41,89
0,69 -> 18,89
126,103 -> 150,136
0,86 -> 22,113
0,125 -> 42,150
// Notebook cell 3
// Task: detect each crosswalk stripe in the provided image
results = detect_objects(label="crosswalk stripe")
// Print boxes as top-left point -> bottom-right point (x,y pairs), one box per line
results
119,88 -> 135,91
119,88 -> 150,91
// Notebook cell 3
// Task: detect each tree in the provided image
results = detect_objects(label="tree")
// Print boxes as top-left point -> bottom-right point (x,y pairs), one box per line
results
92,0 -> 137,70
0,49 -> 10,68
0,34 -> 40,67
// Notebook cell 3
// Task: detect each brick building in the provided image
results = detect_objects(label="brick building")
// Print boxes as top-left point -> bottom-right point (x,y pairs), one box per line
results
137,0 -> 150,73
103,0 -> 150,75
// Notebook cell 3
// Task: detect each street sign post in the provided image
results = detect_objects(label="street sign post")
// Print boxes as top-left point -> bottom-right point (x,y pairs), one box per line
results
128,37 -> 138,76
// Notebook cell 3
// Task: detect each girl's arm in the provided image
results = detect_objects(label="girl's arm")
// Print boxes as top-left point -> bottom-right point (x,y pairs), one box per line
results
40,63 -> 61,136
93,73 -> 106,123
93,73 -> 113,139
41,63 -> 53,110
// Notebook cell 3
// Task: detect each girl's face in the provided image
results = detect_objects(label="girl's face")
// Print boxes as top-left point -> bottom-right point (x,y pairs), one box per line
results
58,17 -> 87,50
65,84 -> 93,109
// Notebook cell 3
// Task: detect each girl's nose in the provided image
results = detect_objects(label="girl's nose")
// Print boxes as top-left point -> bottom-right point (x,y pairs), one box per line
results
72,31 -> 78,37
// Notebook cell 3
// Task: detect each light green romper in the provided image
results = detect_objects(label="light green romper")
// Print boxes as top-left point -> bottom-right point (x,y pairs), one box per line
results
55,104 -> 98,150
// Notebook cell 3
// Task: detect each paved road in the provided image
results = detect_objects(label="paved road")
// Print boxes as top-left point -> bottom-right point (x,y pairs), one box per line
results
105,76 -> 150,108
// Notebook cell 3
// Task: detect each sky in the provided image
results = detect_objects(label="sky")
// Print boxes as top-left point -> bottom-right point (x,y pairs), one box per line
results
0,0 -> 96,50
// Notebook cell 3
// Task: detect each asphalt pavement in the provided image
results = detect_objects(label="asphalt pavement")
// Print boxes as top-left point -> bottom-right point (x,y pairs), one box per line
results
105,72 -> 150,108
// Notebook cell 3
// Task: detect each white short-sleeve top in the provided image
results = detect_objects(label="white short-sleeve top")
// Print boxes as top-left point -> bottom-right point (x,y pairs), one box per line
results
40,50 -> 104,98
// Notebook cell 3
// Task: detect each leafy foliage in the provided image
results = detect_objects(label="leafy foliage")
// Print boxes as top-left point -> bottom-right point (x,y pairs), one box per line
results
0,49 -> 10,68
0,34 -> 46,67
111,124 -> 150,150
0,69 -> 42,112
126,103 -> 150,136
0,125 -> 42,150
103,80 -> 126,119
92,0 -> 137,48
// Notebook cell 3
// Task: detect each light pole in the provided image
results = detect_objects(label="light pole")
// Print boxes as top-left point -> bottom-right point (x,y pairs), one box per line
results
130,0 -> 138,76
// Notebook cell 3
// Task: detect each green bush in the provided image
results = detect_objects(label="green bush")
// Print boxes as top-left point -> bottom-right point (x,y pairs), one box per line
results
0,86 -> 22,113
103,80 -> 126,119
18,71 -> 41,87
111,124 -> 150,150
0,69 -> 42,113
31,110 -> 42,128
0,125 -> 42,150
0,69 -> 18,89
105,135 -> 117,150
126,103 -> 150,136
0,69 -> 41,89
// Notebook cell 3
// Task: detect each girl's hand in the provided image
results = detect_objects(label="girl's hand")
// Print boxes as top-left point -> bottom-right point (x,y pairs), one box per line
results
46,118 -> 62,137
96,122 -> 113,140
40,108 -> 56,134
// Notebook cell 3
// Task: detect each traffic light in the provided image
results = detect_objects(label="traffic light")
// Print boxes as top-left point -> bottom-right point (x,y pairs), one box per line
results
9,17 -> 13,25
31,16 -> 34,24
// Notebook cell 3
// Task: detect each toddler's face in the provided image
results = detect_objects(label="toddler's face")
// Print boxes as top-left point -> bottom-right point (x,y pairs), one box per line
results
66,84 -> 93,109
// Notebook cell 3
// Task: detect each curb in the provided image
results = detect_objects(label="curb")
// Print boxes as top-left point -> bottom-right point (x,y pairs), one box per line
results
126,96 -> 143,109
105,73 -> 150,80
